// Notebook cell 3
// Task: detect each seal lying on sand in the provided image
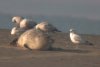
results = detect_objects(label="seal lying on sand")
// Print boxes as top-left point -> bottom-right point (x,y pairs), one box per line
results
10,16 -> 37,46
12,16 -> 24,25
12,16 -> 37,29
35,21 -> 61,32
17,28 -> 53,50
10,22 -> 55,50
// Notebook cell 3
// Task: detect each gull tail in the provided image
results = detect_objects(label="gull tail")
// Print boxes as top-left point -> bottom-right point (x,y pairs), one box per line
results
54,28 -> 61,32
85,41 -> 94,46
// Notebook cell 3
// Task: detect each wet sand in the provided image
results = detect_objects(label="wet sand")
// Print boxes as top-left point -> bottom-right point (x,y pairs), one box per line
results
0,29 -> 100,67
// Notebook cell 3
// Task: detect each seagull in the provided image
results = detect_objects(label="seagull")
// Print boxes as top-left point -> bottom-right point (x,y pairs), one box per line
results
69,29 -> 93,49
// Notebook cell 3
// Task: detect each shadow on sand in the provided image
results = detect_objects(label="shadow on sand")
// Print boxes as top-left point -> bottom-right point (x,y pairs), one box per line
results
2,43 -> 92,54
48,47 -> 91,53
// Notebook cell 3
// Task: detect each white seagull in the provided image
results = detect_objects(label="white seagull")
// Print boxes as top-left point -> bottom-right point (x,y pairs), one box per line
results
69,29 -> 93,49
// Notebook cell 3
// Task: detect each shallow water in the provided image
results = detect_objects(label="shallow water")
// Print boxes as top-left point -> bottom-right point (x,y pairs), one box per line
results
0,14 -> 100,35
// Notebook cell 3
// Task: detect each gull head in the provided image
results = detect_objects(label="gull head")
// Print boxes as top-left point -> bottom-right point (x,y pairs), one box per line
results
69,28 -> 76,32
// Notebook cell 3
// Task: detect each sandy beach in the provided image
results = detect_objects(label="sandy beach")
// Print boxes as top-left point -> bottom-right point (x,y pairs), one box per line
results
0,29 -> 100,67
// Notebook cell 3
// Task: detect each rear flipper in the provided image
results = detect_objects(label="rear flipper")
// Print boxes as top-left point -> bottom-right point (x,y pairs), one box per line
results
10,37 -> 18,46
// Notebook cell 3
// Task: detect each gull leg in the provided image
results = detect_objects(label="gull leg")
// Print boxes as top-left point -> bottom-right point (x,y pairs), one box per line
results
74,44 -> 80,50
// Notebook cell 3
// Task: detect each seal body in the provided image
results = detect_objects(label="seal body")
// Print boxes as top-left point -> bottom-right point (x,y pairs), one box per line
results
17,29 -> 53,50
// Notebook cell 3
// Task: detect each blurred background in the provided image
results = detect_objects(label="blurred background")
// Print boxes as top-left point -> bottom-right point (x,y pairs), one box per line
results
0,0 -> 100,35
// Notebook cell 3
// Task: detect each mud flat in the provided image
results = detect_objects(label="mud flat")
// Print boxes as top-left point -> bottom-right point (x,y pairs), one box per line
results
0,29 -> 100,67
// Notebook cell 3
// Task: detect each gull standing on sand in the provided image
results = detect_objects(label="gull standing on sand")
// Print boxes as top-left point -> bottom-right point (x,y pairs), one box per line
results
69,29 -> 93,48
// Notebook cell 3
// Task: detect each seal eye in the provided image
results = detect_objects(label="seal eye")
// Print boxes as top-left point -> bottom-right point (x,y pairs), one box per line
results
13,20 -> 16,23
